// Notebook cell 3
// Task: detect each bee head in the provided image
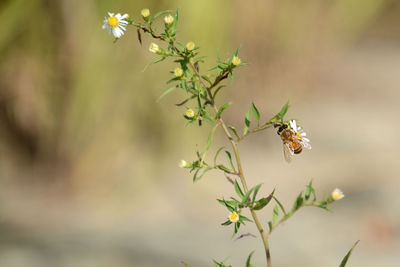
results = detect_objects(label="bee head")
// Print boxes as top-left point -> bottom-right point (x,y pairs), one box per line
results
276,124 -> 288,135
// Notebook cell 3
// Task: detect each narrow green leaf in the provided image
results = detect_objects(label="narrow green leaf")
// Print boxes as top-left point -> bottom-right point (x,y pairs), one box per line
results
272,205 -> 279,225
201,75 -> 212,85
216,102 -> 232,119
339,240 -> 360,267
234,221 -> 240,234
228,126 -> 240,140
243,109 -> 252,135
193,166 -> 213,182
143,56 -> 167,72
253,198 -> 268,210
214,146 -> 225,165
221,220 -> 232,226
270,100 -> 290,122
156,85 -> 178,102
246,251 -> 255,267
292,192 -> 304,211
251,102 -> 260,125
253,189 -> 274,210
273,196 -> 287,215
217,199 -> 235,212
175,95 -> 196,106
225,151 -> 235,171
252,183 -> 263,203
268,221 -> 273,232
216,165 -> 232,173
241,187 -> 255,205
213,85 -> 226,99
305,180 -> 313,201
182,81 -> 188,93
205,124 -> 219,152
150,10 -> 173,24
239,215 -> 252,223
234,180 -> 244,199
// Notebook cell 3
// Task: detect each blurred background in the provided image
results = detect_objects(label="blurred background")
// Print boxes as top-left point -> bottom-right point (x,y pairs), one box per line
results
0,0 -> 399,266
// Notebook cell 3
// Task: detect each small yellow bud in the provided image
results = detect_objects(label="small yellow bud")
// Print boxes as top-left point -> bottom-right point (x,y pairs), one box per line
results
331,188 -> 345,201
229,212 -> 239,223
174,67 -> 183,77
164,14 -> 174,25
179,160 -> 187,168
232,56 -> 241,66
149,43 -> 160,53
186,41 -> 195,51
186,109 -> 195,118
141,8 -> 150,18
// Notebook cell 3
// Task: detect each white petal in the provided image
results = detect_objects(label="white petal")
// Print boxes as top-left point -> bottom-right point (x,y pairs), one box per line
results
302,137 -> 310,142
120,14 -> 128,19
108,12 -> 113,17
301,132 -> 307,136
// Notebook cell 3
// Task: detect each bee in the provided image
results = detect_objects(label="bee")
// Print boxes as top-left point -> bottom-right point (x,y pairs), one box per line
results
274,120 -> 311,163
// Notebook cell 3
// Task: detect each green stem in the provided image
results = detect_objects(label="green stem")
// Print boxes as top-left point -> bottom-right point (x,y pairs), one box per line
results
216,113 -> 272,267
135,22 -> 273,266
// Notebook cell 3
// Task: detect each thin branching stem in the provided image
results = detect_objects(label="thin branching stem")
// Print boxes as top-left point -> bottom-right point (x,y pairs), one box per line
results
136,21 -> 273,266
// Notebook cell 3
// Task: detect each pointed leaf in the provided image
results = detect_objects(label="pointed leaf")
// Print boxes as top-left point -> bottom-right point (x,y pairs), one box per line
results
252,183 -> 263,202
251,102 -> 260,124
305,180 -> 313,201
150,10 -> 173,24
270,101 -> 290,122
243,109 -> 252,135
339,241 -> 360,267
234,180 -> 244,199
241,187 -> 255,205
272,205 -> 279,225
156,85 -> 178,102
225,151 -> 236,172
246,251 -> 255,267
292,192 -> 304,211
216,102 -> 232,119
228,126 -> 240,140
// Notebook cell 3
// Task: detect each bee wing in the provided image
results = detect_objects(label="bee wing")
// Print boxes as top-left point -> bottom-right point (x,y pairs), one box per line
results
283,143 -> 294,163
300,139 -> 312,150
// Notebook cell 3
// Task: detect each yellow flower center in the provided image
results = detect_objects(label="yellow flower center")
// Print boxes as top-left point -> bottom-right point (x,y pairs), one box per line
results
332,192 -> 341,200
108,16 -> 119,27
232,56 -> 241,66
229,212 -> 238,222
186,42 -> 195,51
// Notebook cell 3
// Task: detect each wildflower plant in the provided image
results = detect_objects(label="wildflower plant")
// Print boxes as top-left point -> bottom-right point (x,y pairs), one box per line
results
103,8 -> 357,267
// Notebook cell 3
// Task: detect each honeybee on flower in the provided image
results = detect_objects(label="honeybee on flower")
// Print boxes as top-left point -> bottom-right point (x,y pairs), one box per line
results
274,120 -> 311,163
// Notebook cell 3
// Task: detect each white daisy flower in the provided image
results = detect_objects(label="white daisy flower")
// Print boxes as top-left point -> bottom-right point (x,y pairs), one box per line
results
102,12 -> 129,39
331,188 -> 345,201
289,120 -> 311,149
229,211 -> 239,223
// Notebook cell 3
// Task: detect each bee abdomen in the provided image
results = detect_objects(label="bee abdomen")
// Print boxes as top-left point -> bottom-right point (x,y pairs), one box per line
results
294,146 -> 302,154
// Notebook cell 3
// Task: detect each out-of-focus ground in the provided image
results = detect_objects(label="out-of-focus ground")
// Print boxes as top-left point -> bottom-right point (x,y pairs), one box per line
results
0,0 -> 400,266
